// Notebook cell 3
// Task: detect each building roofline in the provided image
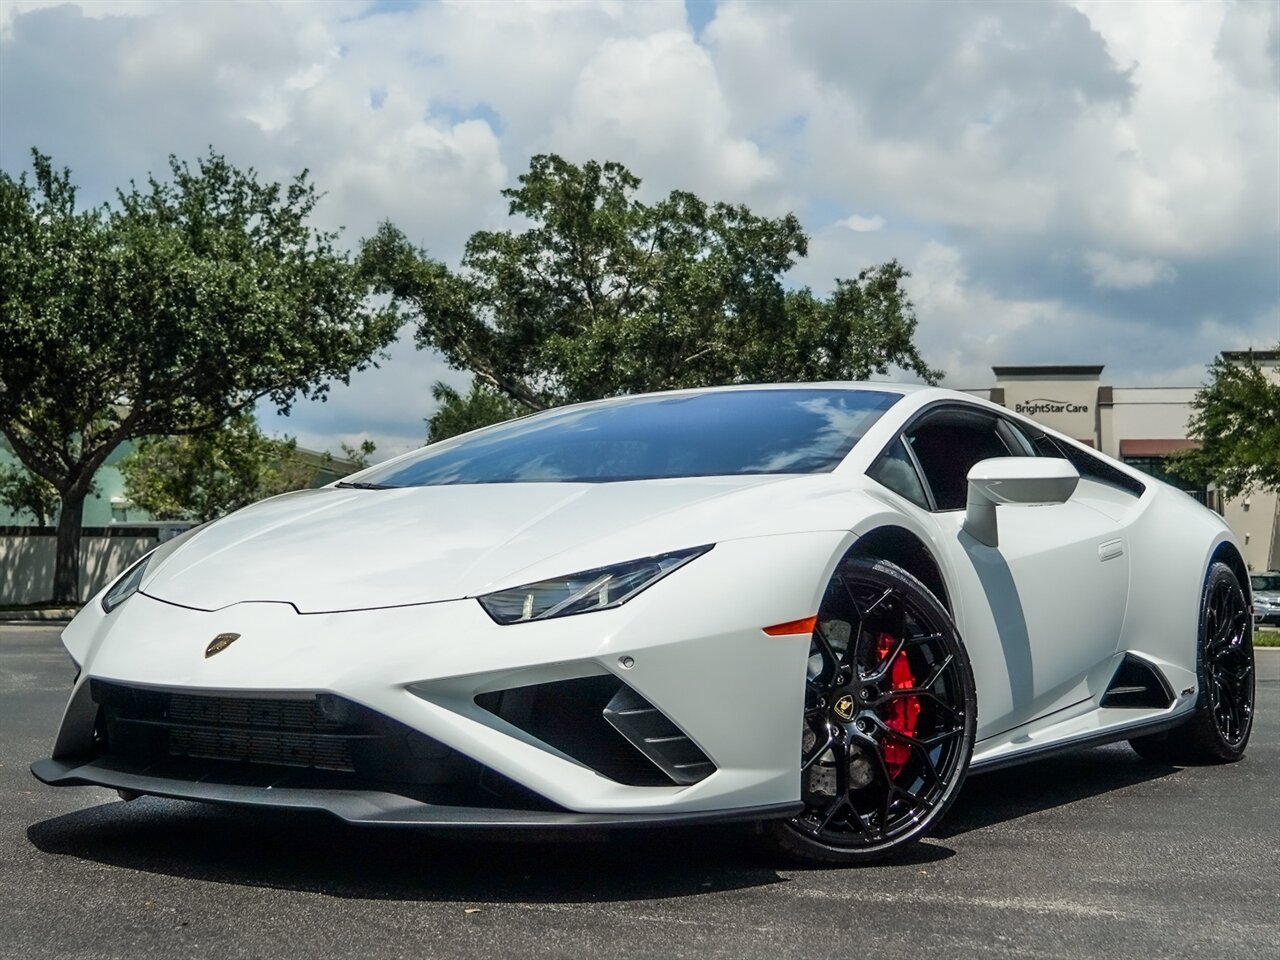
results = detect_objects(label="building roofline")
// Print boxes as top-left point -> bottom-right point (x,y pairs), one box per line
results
992,364 -> 1105,378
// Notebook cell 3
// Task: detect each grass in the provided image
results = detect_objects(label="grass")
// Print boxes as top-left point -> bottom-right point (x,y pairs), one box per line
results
1254,627 -> 1280,648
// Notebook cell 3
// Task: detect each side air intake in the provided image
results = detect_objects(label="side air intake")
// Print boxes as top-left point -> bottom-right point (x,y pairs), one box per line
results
602,685 -> 715,785
476,676 -> 714,787
1101,654 -> 1175,709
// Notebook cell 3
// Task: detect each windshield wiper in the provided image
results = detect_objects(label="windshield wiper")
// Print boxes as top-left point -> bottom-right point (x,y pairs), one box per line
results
335,481 -> 400,490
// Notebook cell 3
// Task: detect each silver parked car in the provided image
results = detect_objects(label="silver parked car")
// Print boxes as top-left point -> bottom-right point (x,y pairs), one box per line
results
1250,572 -> 1280,626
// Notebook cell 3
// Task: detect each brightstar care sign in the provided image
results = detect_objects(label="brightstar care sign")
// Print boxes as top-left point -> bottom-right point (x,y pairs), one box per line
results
992,366 -> 1103,445
1015,398 -> 1090,416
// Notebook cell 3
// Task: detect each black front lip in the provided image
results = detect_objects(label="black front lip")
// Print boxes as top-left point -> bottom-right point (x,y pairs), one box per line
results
30,757 -> 802,829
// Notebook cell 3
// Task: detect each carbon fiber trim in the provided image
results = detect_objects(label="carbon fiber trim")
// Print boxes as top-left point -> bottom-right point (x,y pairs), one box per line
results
30,757 -> 801,829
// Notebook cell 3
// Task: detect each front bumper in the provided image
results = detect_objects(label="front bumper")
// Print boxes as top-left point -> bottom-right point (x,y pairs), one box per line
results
1253,606 -> 1280,626
37,531 -> 847,825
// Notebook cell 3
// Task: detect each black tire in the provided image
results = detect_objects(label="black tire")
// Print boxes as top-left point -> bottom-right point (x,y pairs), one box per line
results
766,558 -> 976,865
1130,561 -> 1255,765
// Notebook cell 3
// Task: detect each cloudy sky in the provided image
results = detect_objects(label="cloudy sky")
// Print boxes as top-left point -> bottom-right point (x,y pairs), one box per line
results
2,0 -> 1277,459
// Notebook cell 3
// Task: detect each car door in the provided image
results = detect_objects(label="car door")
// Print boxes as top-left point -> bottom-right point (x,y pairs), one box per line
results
870,404 -> 1131,740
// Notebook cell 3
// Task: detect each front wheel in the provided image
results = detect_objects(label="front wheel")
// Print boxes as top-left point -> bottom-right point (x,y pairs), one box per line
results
767,558 -> 976,865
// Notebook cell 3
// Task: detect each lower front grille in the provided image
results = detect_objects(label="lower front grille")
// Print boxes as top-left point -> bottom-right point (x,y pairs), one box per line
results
167,691 -> 335,732
163,690 -> 360,770
91,681 -> 457,784
169,726 -> 358,772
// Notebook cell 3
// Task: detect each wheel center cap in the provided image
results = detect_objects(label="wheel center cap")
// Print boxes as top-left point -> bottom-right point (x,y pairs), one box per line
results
832,693 -> 856,722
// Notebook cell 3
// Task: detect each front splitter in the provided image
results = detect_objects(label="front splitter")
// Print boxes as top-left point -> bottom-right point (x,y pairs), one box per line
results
31,757 -> 802,829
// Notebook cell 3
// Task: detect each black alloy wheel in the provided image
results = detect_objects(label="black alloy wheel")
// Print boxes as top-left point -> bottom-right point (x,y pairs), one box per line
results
769,558 -> 976,864
1131,561 -> 1255,764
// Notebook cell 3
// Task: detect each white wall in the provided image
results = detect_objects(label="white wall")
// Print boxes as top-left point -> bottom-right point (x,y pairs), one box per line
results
0,533 -> 157,605
1222,491 -> 1280,572
1101,388 -> 1197,459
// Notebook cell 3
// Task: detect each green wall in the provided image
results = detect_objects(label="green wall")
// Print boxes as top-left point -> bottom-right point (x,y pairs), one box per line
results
0,439 -> 151,527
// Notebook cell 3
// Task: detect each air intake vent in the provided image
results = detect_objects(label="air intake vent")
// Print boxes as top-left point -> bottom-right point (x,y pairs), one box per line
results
1101,655 -> 1175,709
603,685 -> 714,785
475,676 -> 715,787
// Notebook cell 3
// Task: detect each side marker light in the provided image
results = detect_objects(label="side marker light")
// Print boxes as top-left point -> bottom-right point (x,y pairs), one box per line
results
763,615 -> 818,636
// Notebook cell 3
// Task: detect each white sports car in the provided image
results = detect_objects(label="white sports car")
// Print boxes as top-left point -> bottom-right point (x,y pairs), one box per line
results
33,384 -> 1256,863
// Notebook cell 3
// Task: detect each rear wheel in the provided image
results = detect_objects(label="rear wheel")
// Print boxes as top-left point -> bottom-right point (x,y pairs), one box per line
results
1130,561 -> 1255,765
767,558 -> 976,865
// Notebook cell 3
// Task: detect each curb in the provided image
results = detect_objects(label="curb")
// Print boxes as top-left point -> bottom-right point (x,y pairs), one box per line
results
0,608 -> 78,623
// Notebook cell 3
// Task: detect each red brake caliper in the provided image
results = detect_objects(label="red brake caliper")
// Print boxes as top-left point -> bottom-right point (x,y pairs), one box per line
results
877,632 -> 921,779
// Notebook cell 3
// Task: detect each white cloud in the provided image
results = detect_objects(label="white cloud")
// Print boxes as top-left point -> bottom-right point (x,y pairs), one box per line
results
1214,0 -> 1280,91
904,242 -> 1090,387
838,214 -> 886,233
0,0 -> 155,36
1082,251 -> 1177,290
551,28 -> 774,200
0,0 -> 1276,450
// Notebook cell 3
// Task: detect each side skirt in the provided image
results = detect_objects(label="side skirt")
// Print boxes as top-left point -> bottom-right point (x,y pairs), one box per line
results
968,712 -> 1186,775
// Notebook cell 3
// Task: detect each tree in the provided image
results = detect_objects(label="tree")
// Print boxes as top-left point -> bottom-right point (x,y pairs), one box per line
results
426,380 -> 525,442
120,414 -> 310,523
121,415 -> 379,522
1167,347 -> 1280,499
336,439 -> 377,469
0,461 -> 60,526
0,150 -> 400,601
362,154 -> 940,427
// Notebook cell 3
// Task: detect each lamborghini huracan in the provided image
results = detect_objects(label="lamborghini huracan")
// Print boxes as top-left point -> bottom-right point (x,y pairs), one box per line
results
33,384 -> 1256,863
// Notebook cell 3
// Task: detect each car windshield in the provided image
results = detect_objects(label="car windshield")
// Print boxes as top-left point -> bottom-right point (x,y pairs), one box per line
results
353,388 -> 901,487
1251,574 -> 1280,592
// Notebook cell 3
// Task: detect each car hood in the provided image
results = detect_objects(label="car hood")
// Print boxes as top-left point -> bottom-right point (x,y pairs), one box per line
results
139,475 -> 851,613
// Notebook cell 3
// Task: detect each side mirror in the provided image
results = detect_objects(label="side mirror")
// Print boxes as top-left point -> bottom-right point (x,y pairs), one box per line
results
963,457 -> 1079,547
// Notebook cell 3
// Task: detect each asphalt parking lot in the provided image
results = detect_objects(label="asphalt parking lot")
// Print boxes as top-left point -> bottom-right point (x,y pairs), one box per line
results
2,623 -> 1277,960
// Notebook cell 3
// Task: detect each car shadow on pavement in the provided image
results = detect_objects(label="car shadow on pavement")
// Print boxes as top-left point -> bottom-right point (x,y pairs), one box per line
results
938,743 -> 1177,839
25,744 -> 1171,902
26,800 -> 953,902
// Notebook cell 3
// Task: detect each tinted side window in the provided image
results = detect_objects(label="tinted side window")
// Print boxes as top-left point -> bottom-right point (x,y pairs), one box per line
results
905,415 -> 1013,510
868,438 -> 931,509
1031,433 -> 1145,498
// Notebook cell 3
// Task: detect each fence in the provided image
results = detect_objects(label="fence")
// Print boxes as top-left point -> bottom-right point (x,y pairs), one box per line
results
0,527 -> 162,605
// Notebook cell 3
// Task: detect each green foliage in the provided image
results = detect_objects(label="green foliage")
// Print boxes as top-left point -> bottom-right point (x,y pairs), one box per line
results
119,414 -> 321,523
121,415 -> 377,522
426,380 -> 525,442
361,154 -> 940,415
0,462 -> 60,526
337,439 -> 377,470
1167,348 -> 1280,499
0,148 -> 401,598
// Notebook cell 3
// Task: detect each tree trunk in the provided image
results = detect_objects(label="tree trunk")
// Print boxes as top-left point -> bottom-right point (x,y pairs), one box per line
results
51,490 -> 85,603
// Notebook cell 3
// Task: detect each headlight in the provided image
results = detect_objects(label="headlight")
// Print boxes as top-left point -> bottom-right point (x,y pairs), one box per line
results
101,554 -> 152,614
477,545 -> 712,625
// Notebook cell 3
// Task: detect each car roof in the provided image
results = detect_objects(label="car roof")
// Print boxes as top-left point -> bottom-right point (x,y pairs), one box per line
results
564,381 -> 937,405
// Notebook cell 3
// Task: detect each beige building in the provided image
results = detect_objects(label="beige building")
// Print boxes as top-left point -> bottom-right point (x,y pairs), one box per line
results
964,352 -> 1280,573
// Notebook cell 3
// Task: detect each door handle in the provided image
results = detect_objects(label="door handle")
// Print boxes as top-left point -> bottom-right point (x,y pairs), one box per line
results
1099,539 -> 1124,562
